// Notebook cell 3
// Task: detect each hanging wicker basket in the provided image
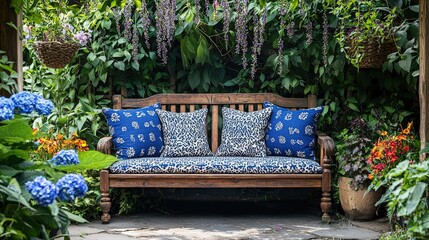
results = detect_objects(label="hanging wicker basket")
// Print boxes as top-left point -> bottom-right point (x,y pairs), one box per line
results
34,41 -> 79,69
346,37 -> 397,69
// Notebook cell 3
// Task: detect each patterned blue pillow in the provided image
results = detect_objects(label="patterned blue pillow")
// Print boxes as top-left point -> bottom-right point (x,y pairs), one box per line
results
216,107 -> 272,157
102,103 -> 163,159
156,108 -> 213,157
264,102 -> 323,160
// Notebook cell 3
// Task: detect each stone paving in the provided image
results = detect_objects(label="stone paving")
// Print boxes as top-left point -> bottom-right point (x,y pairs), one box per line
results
69,201 -> 390,240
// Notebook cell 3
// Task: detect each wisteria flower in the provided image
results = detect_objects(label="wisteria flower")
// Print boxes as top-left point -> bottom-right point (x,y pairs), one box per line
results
25,176 -> 58,206
49,149 -> 79,166
74,31 -> 91,46
35,96 -> 54,115
11,91 -> 37,114
0,97 -> 15,121
56,174 -> 88,201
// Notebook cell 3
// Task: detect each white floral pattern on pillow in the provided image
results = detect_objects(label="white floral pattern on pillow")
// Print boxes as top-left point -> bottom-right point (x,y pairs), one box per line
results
264,102 -> 323,160
216,107 -> 272,157
156,108 -> 212,157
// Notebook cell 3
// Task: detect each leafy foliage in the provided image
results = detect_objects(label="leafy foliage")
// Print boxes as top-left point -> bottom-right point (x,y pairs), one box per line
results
373,151 -> 429,239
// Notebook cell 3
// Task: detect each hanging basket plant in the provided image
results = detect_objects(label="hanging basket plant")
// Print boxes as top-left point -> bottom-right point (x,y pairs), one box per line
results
34,41 -> 79,69
345,36 -> 397,69
24,0 -> 91,69
332,0 -> 401,69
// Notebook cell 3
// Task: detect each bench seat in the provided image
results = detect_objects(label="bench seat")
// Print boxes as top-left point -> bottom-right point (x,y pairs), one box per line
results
109,156 -> 323,174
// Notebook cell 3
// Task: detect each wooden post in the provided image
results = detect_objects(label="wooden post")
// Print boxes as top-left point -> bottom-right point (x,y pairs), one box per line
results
0,1 -> 23,93
420,0 -> 429,159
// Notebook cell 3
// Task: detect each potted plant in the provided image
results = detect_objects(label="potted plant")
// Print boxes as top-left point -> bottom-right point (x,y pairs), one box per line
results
331,0 -> 399,68
24,1 -> 91,68
336,118 -> 383,220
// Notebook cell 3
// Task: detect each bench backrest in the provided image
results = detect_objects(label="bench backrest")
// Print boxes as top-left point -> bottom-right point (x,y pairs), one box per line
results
113,93 -> 317,153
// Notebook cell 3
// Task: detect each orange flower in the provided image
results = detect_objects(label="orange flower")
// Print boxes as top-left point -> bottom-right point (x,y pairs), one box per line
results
381,131 -> 388,136
368,174 -> 373,180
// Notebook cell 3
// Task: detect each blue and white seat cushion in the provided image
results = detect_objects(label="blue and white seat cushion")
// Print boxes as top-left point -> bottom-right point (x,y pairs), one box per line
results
156,108 -> 213,157
109,156 -> 322,174
102,103 -> 164,159
216,107 -> 272,157
264,102 -> 323,160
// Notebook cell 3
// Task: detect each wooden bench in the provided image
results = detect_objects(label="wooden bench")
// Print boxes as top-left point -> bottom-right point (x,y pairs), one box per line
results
97,93 -> 334,223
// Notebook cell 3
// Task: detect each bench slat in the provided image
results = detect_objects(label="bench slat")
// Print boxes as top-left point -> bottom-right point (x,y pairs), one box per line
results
238,104 -> 244,111
211,105 -> 219,152
180,104 -> 186,113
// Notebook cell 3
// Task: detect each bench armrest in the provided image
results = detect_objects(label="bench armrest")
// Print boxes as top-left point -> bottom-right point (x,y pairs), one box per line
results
317,131 -> 335,164
97,136 -> 113,155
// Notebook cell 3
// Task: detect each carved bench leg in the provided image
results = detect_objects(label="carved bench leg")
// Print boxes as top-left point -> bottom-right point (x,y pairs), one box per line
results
100,170 -> 111,224
321,157 -> 332,222
321,191 -> 332,222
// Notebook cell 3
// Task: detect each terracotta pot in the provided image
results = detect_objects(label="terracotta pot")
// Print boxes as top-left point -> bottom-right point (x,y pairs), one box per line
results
338,176 -> 383,221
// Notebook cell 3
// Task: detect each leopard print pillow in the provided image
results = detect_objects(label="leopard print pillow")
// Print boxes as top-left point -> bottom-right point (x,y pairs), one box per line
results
156,108 -> 212,157
216,107 -> 272,157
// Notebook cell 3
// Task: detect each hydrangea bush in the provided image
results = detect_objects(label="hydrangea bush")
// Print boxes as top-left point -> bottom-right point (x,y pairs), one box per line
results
0,92 -> 117,239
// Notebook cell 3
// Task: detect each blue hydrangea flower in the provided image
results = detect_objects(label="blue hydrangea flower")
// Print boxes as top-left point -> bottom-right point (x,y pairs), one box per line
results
11,91 -> 37,114
48,150 -> 79,166
35,96 -> 54,115
56,174 -> 88,201
0,97 -> 15,121
25,176 -> 58,206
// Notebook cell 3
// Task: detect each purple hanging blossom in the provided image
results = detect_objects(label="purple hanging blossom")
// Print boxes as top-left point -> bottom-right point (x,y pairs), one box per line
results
132,23 -> 139,63
205,0 -> 210,16
220,0 -> 230,49
74,30 -> 91,46
123,0 -> 134,42
250,7 -> 267,79
234,0 -> 249,69
322,11 -> 329,66
306,20 -> 313,45
277,39 -> 284,75
156,0 -> 177,64
140,0 -> 151,49
277,3 -> 287,75
286,22 -> 295,38
299,0 -> 305,16
113,7 -> 121,35
194,0 -> 201,24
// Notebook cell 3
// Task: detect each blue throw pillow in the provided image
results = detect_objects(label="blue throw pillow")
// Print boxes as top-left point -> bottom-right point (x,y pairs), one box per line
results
264,102 -> 323,160
102,103 -> 163,159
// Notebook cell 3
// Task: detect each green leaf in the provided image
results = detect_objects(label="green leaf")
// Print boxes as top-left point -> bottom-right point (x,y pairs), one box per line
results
123,50 -> 131,61
0,184 -> 34,210
117,37 -> 127,44
223,79 -> 237,87
112,51 -> 124,58
87,53 -> 96,62
54,151 -> 117,171
102,19 -> 112,30
195,43 -> 207,64
405,182 -> 427,215
347,103 -> 359,112
62,209 -> 88,223
409,5 -> 419,12
398,56 -> 412,72
114,61 -> 125,71
0,118 -> 33,143
0,165 -> 22,177
188,70 -> 200,90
